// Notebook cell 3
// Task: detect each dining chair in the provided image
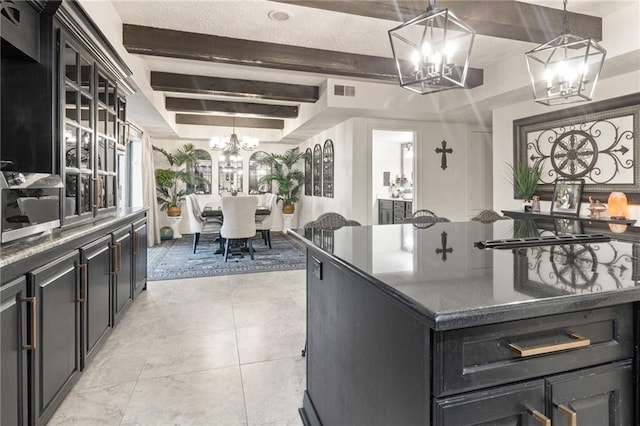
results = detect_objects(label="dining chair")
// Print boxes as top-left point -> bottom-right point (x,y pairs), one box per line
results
220,195 -> 259,262
403,209 -> 443,228
255,193 -> 277,248
184,194 -> 223,253
471,209 -> 509,224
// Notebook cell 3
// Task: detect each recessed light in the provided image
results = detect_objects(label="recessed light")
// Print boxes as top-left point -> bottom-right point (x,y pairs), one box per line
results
268,9 -> 292,22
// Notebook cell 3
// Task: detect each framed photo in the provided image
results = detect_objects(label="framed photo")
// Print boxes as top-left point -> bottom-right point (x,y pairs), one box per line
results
554,218 -> 583,235
551,179 -> 584,216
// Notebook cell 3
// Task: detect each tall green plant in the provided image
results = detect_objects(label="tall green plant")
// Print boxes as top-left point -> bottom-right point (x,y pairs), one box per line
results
258,147 -> 305,206
506,161 -> 543,201
153,143 -> 199,211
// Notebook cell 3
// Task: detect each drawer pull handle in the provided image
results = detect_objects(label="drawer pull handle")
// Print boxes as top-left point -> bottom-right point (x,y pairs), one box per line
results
77,263 -> 88,303
558,404 -> 577,426
22,297 -> 37,350
531,410 -> 551,426
509,332 -> 590,357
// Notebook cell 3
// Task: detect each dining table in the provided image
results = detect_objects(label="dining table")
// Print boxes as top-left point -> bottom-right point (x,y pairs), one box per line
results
201,205 -> 271,219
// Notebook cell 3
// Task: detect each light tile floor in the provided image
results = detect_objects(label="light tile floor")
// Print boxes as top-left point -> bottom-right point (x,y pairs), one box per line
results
48,270 -> 307,426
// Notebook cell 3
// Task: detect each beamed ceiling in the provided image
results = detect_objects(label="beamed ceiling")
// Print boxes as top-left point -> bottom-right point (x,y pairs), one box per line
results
112,0 -> 635,142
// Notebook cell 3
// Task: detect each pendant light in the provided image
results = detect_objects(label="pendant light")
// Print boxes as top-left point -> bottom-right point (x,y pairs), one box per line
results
388,0 -> 475,95
525,0 -> 606,106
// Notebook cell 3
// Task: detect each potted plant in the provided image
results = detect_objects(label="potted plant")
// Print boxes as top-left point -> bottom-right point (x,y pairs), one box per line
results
507,161 -> 543,212
153,143 -> 200,216
258,147 -> 305,214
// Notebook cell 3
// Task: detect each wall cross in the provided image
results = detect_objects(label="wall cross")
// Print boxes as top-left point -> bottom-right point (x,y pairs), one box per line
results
435,231 -> 453,262
435,140 -> 453,170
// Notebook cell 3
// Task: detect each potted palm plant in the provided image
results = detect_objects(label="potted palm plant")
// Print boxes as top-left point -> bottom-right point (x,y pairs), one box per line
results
507,161 -> 543,212
258,147 -> 305,214
153,143 -> 200,216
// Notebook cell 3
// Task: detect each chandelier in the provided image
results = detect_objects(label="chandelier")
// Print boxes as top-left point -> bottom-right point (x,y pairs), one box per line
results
209,132 -> 259,153
388,0 -> 475,95
525,0 -> 606,106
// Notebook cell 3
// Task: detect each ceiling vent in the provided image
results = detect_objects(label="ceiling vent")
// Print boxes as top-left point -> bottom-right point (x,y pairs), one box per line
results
334,85 -> 355,97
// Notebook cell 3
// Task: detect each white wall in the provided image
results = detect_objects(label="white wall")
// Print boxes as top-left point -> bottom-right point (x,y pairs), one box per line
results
492,70 -> 640,219
294,117 -> 494,227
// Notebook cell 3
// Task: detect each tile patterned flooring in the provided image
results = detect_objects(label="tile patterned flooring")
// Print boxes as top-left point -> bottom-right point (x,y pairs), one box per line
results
48,270 -> 307,425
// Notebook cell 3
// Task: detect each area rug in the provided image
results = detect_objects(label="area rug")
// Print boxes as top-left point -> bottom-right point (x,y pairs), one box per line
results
147,232 -> 307,281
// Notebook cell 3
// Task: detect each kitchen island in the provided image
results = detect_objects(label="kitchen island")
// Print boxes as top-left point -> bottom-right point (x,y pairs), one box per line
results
290,218 -> 639,425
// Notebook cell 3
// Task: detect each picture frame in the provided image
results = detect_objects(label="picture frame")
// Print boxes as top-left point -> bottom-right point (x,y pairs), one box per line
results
554,218 -> 584,235
550,179 -> 584,216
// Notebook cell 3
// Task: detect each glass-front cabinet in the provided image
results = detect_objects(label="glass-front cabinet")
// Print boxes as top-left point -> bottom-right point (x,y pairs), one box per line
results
62,38 -> 94,219
59,25 -> 128,223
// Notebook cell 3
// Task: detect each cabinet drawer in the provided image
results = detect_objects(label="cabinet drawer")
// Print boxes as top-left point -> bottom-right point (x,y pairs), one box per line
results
393,212 -> 405,223
379,200 -> 393,210
393,201 -> 405,211
434,305 -> 634,397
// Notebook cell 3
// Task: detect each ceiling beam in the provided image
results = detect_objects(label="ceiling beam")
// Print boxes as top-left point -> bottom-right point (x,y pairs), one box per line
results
151,71 -> 319,103
124,25 -> 483,86
176,114 -> 285,130
166,97 -> 299,119
269,0 -> 603,43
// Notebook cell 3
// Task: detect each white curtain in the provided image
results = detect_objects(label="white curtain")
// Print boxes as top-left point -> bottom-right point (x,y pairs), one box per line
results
142,135 -> 161,246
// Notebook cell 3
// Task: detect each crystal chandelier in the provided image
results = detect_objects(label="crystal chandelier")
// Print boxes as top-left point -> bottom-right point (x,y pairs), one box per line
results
388,0 -> 475,95
525,0 -> 606,106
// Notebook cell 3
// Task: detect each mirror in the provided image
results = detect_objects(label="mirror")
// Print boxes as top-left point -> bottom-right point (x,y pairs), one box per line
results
248,151 -> 272,194
400,143 -> 413,198
188,149 -> 212,194
219,151 -> 243,194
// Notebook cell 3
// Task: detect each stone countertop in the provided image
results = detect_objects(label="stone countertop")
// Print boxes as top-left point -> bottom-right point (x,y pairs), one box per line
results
290,217 -> 640,331
0,207 -> 147,267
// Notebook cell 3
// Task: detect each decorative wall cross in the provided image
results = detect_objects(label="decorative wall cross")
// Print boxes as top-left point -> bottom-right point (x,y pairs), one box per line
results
435,140 -> 453,170
435,231 -> 453,261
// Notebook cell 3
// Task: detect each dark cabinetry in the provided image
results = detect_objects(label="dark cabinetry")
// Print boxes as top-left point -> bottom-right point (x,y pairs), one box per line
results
378,199 -> 412,224
80,235 -> 112,366
1,277 -> 30,426
434,362 -> 633,425
300,247 -> 638,426
132,219 -> 148,298
0,212 -> 146,425
58,21 -> 127,222
29,250 -> 81,426
112,225 -> 133,323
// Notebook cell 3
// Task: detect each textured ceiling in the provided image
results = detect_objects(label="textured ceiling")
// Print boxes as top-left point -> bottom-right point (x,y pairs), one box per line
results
111,0 -> 638,139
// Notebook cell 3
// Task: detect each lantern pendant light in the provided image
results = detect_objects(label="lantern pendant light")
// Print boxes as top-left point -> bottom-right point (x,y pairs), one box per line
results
525,0 -> 606,106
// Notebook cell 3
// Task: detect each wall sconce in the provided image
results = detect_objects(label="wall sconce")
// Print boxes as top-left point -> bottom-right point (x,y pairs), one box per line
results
607,192 -> 628,219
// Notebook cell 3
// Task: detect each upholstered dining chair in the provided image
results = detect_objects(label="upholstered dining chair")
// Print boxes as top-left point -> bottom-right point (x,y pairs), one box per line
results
255,193 -> 277,249
184,194 -> 223,253
220,195 -> 259,262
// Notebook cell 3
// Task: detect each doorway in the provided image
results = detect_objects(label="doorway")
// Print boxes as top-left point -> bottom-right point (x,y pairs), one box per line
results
371,129 -> 415,225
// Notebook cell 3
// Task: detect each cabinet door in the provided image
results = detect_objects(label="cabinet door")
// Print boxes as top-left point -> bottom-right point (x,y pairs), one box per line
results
434,380 -> 547,426
546,361 -> 633,426
80,235 -> 112,367
113,226 -> 132,323
132,220 -> 148,298
29,251 -> 81,426
1,276 -> 30,426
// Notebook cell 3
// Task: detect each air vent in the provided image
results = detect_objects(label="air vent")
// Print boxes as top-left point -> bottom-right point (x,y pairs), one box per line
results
334,85 -> 355,97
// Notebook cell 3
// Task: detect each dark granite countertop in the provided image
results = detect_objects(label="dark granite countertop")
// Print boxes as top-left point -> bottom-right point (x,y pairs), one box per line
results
290,217 -> 640,331
0,207 -> 147,267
